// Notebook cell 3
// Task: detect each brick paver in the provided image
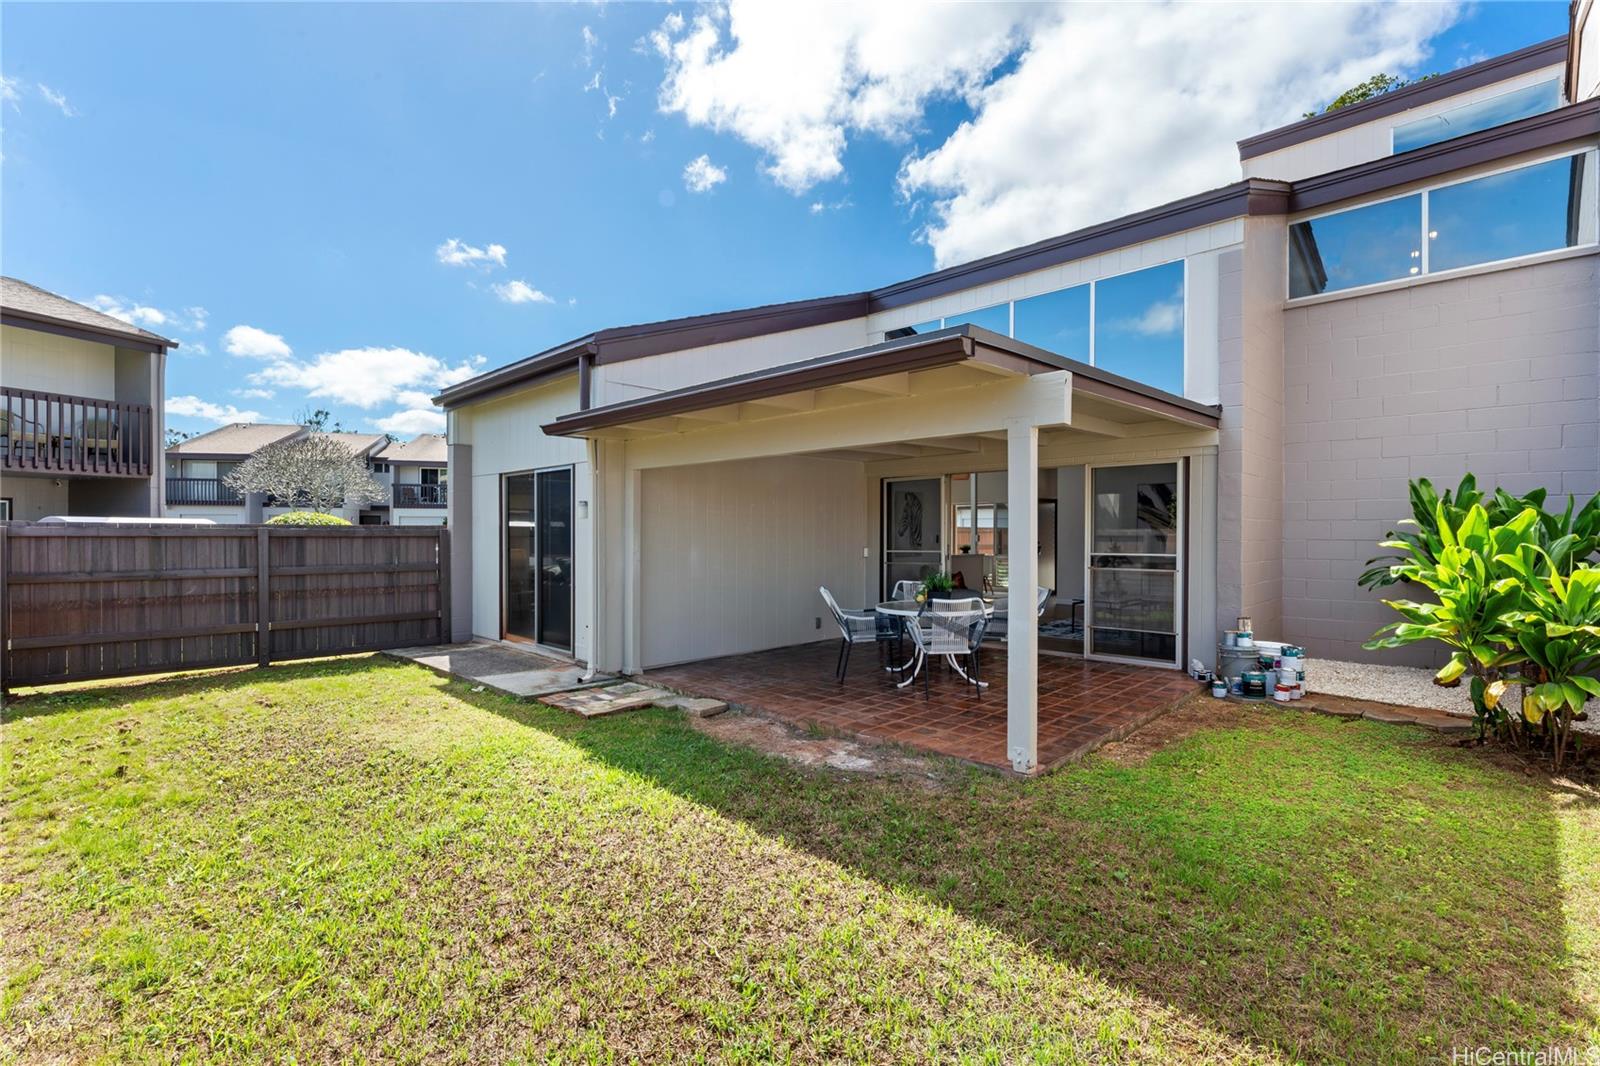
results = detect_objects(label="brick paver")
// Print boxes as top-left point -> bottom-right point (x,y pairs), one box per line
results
645,639 -> 1201,773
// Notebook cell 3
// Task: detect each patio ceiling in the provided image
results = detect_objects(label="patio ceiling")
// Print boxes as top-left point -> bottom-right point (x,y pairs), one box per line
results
542,325 -> 1219,461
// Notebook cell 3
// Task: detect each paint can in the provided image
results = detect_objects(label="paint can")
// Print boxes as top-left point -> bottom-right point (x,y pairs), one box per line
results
1218,643 -> 1261,684
1278,666 -> 1299,689
1241,670 -> 1268,700
1273,683 -> 1294,703
1211,678 -> 1228,699
1235,630 -> 1254,649
1236,616 -> 1253,634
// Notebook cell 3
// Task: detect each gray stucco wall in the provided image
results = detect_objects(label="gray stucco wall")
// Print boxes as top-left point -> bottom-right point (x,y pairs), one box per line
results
1281,252 -> 1600,665
1216,217 -> 1289,645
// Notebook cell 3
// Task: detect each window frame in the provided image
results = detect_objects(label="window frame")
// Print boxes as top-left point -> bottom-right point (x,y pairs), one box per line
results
1285,146 -> 1599,303
1388,77 -> 1563,157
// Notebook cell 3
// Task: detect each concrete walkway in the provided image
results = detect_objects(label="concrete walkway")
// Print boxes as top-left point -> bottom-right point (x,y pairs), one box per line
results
384,640 -> 727,719
385,641 -> 601,699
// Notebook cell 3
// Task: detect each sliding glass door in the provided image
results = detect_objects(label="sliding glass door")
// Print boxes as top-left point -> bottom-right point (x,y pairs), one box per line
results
882,477 -> 942,596
503,467 -> 574,651
1086,462 -> 1182,667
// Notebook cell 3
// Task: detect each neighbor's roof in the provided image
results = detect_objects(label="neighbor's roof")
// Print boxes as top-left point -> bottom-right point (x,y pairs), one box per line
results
1,276 -> 179,351
320,431 -> 390,457
167,423 -> 305,456
376,433 -> 447,464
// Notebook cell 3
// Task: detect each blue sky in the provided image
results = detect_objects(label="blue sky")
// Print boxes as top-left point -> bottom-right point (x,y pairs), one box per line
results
0,2 -> 1570,438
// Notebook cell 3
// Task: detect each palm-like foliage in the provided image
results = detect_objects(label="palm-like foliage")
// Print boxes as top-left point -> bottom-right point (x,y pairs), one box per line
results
1365,485 -> 1598,770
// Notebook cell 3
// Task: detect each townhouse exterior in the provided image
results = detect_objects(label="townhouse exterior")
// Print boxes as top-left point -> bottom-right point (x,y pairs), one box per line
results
0,277 -> 174,521
165,425 -> 448,526
425,31 -> 1596,774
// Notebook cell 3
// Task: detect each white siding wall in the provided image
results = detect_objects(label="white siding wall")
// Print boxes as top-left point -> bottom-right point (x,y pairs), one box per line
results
1241,64 -> 1566,181
0,324 -> 116,398
638,455 -> 871,667
455,377 -> 592,657
592,318 -> 874,407
1579,0 -> 1599,103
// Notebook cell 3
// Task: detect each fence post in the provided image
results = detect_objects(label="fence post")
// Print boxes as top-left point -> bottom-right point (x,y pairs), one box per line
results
256,526 -> 271,667
0,523 -> 8,697
437,527 -> 452,645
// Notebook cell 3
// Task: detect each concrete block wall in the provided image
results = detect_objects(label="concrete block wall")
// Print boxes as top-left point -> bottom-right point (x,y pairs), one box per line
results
1281,252 -> 1600,665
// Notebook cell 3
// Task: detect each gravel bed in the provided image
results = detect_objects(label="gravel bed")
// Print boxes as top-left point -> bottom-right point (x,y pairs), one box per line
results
1309,658 -> 1598,734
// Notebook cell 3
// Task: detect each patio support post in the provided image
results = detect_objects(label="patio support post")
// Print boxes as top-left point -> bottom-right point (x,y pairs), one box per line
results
1005,418 -> 1039,774
446,439 -> 473,643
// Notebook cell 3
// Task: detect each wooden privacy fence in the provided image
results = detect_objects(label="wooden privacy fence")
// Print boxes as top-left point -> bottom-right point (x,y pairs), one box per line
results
0,523 -> 450,689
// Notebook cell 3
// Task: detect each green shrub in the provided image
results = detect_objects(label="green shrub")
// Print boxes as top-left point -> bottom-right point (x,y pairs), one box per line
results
265,511 -> 351,527
1365,478 -> 1599,771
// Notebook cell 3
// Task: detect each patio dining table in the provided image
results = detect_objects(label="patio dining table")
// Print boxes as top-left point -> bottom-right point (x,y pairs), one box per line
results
875,597 -> 992,689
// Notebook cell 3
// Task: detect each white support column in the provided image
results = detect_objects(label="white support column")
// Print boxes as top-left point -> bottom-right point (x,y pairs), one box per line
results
1005,418 -> 1039,774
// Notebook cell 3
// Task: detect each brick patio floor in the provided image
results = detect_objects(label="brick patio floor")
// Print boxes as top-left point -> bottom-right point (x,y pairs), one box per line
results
644,639 -> 1201,773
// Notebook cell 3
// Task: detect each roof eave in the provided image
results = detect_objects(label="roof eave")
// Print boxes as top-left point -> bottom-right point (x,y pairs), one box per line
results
1,308 -> 179,352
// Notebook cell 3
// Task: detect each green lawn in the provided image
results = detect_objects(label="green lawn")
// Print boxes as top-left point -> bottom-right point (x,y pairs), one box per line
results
2,656 -> 1596,1064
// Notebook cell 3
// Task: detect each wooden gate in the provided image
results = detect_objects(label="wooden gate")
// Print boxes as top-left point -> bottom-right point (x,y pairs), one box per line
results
0,524 -> 450,688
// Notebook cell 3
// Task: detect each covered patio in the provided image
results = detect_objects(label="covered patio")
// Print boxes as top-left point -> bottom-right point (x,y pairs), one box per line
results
645,640 -> 1202,772
549,324 -> 1223,774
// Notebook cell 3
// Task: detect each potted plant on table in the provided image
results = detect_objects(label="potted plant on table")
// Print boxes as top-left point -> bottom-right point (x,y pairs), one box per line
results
918,572 -> 957,603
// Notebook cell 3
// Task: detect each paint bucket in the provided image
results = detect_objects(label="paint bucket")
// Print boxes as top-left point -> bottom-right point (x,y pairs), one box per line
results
1218,643 -> 1261,684
1273,683 -> 1294,703
1241,670 -> 1268,700
1211,679 -> 1228,699
1235,630 -> 1254,649
1278,666 -> 1299,689
1236,616 -> 1253,634
1230,676 -> 1243,696
1223,629 -> 1240,648
1255,640 -> 1287,664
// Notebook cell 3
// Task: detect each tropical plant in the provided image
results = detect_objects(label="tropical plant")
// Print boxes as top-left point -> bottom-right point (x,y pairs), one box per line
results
1364,502 -> 1535,737
1359,475 -> 1600,589
1366,480 -> 1597,770
226,435 -> 387,515
265,510 -> 353,527
919,572 -> 955,598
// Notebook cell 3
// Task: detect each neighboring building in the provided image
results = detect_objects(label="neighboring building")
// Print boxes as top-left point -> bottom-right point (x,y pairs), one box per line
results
0,277 -> 176,520
373,434 -> 448,526
165,424 -> 439,525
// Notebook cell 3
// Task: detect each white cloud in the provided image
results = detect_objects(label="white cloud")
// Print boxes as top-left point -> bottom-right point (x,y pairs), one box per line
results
682,153 -> 727,193
584,69 -> 622,119
223,324 -> 293,360
166,395 -> 262,425
234,387 -> 275,400
581,25 -> 600,67
375,407 -> 447,435
85,294 -> 207,333
492,279 -> 554,305
652,1 -> 1461,266
252,346 -> 485,409
1107,291 -> 1184,337
37,83 -> 75,117
435,238 -> 508,269
1,75 -> 20,110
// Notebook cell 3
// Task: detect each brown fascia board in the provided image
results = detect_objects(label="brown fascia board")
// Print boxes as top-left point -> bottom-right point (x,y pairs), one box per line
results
1,309 -> 177,353
865,180 -> 1290,313
543,325 -> 1219,436
434,336 -> 595,409
1239,36 -> 1569,161
589,292 -> 871,365
1287,97 -> 1600,213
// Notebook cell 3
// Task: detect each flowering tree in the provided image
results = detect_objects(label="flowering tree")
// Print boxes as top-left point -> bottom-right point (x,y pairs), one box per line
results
225,435 -> 387,515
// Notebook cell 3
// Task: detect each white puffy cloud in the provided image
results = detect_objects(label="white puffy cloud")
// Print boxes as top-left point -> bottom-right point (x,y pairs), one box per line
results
492,279 -> 554,304
1,75 -> 20,110
223,324 -> 293,360
251,346 -> 485,409
234,387 -> 275,400
166,395 -> 262,425
37,83 -> 75,117
652,1 -> 1462,265
435,238 -> 508,269
682,153 -> 727,193
85,294 -> 207,333
375,407 -> 447,435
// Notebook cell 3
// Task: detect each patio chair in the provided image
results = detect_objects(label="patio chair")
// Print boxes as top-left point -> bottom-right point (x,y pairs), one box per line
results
906,597 -> 987,699
0,408 -> 48,463
987,585 -> 1050,642
890,579 -> 922,601
819,586 -> 891,684
63,413 -> 120,459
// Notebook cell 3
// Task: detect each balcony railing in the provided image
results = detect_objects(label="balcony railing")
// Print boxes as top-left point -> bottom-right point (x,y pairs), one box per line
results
393,483 -> 447,508
166,477 -> 243,506
1,386 -> 155,477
